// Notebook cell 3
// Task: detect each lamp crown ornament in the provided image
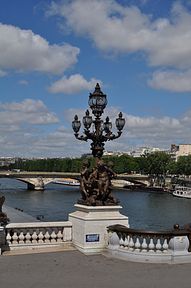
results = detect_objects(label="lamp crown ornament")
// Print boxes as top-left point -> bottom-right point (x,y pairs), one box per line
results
72,83 -> 125,206
88,83 -> 107,117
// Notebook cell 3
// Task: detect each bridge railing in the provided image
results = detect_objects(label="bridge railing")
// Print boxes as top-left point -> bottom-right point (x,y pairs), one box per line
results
4,221 -> 72,250
107,224 -> 191,263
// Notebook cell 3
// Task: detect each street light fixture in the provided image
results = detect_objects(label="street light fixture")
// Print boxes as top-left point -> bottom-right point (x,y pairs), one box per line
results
72,83 -> 125,206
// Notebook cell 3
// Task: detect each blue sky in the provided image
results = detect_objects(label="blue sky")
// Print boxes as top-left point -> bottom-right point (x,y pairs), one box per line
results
1,0 -> 191,157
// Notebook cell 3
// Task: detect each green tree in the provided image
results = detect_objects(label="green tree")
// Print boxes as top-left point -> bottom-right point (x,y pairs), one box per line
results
177,155 -> 191,176
103,155 -> 138,174
144,152 -> 173,187
167,161 -> 178,175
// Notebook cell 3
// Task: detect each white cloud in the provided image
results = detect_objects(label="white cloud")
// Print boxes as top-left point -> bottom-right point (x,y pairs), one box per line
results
0,99 -> 60,157
47,0 -> 191,94
48,74 -> 102,94
33,125 -> 90,157
0,23 -> 80,74
0,99 -> 58,125
104,112 -> 186,152
1,103 -> 191,157
64,106 -> 187,152
19,80 -> 28,85
0,69 -> 7,77
148,69 -> 191,92
47,1 -> 191,70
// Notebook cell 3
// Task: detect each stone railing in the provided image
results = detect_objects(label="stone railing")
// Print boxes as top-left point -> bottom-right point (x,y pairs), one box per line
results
4,221 -> 72,251
107,224 -> 191,263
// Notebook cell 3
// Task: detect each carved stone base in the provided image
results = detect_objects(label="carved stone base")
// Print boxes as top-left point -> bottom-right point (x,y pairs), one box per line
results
69,204 -> 129,254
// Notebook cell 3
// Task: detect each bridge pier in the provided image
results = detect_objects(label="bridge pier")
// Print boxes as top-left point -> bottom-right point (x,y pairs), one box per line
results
20,177 -> 45,191
27,181 -> 44,191
28,177 -> 45,191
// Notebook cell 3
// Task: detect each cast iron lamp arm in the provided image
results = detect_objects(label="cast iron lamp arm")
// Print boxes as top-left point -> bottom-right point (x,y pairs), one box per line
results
83,128 -> 94,140
74,132 -> 88,142
106,130 -> 122,141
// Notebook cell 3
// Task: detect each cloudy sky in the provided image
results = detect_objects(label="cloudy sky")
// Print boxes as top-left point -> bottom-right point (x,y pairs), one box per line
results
1,0 -> 191,157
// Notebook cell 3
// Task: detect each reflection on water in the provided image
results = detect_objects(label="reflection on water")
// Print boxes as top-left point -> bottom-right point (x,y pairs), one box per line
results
1,178 -> 191,229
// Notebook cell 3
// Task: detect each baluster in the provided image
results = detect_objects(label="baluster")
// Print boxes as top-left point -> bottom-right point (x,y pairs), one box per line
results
134,235 -> 141,251
162,238 -> 169,253
18,231 -> 25,244
44,231 -> 51,243
50,230 -> 57,243
12,231 -> 18,245
55,228 -> 59,242
141,236 -> 148,252
38,230 -> 44,244
25,231 -> 32,244
123,235 -> 129,249
6,231 -> 12,245
128,235 -> 134,251
155,237 -> 162,253
148,236 -> 155,252
57,229 -> 63,243
119,233 -> 124,247
31,231 -> 38,244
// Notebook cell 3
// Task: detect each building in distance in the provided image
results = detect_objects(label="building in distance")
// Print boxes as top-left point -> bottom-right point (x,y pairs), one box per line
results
130,147 -> 162,158
171,144 -> 191,161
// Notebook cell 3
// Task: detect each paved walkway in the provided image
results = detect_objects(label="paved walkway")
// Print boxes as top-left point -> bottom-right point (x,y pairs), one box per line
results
0,250 -> 191,288
1,206 -> 190,287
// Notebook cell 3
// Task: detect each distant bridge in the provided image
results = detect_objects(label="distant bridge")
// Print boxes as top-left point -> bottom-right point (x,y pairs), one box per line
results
0,171 -> 150,190
0,171 -> 80,190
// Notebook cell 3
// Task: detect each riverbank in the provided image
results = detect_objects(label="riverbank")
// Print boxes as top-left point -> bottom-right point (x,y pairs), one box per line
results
3,205 -> 39,223
136,186 -> 173,193
113,185 -> 172,193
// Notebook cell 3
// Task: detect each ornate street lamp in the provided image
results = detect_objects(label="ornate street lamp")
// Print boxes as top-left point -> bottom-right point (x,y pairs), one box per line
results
72,83 -> 125,206
72,83 -> 125,158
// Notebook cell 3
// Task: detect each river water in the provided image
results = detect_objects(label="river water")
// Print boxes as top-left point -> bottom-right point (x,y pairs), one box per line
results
1,178 -> 191,230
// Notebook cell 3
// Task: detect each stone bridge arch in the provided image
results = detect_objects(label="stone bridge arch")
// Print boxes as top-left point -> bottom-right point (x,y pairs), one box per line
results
16,177 -> 53,190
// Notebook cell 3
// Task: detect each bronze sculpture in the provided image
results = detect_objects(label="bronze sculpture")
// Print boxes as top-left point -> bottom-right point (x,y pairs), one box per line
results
78,159 -> 118,206
72,84 -> 125,206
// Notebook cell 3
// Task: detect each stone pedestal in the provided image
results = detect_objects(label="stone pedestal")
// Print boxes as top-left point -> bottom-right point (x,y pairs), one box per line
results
69,204 -> 129,254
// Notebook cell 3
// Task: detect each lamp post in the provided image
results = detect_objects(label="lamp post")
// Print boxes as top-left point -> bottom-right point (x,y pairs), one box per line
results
72,83 -> 125,158
72,83 -> 125,206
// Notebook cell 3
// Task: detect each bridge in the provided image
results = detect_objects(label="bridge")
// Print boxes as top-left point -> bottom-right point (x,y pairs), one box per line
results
0,171 -> 81,190
0,171 -> 150,190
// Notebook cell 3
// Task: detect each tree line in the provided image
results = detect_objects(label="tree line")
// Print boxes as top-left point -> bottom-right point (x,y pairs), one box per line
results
8,152 -> 191,177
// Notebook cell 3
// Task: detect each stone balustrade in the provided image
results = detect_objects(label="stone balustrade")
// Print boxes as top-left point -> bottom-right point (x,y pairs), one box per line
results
107,224 -> 191,263
4,221 -> 72,250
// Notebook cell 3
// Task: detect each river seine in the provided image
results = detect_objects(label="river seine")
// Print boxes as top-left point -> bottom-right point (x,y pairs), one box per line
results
1,178 -> 191,230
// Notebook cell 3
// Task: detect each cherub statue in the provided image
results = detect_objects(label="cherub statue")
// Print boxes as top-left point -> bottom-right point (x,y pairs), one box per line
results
78,158 -> 119,206
80,159 -> 92,200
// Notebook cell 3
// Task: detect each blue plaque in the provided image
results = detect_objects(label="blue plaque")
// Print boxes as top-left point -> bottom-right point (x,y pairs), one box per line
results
86,234 -> 100,242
